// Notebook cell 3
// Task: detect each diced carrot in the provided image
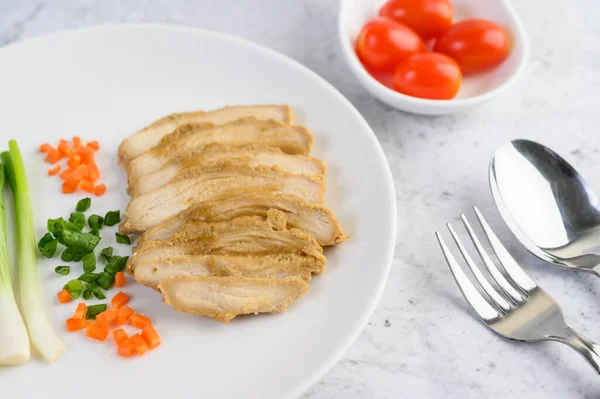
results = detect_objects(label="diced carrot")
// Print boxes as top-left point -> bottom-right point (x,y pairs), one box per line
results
114,305 -> 134,325
66,154 -> 81,169
87,140 -> 100,151
86,322 -> 109,341
115,271 -> 125,287
87,163 -> 100,182
58,142 -> 73,157
73,302 -> 87,319
59,168 -> 83,181
57,289 -> 72,304
77,146 -> 95,165
112,291 -> 130,309
72,136 -> 83,148
39,143 -> 51,153
62,180 -> 79,194
117,340 -> 136,358
112,328 -> 129,345
129,313 -> 152,329
96,308 -> 117,327
66,317 -> 86,332
79,179 -> 94,193
76,164 -> 89,178
93,183 -> 106,197
141,325 -> 161,349
46,148 -> 62,164
48,165 -> 61,176
130,334 -> 149,355
59,139 -> 68,146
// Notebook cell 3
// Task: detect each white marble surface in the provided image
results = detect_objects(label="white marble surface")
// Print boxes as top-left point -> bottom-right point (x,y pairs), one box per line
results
2,0 -> 600,397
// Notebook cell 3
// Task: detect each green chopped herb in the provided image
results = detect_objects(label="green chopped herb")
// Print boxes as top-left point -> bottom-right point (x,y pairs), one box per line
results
75,197 -> 91,212
89,228 -> 100,237
82,252 -> 96,273
90,285 -> 106,300
104,210 -> 121,227
77,273 -> 99,283
73,252 -> 83,262
85,304 -> 107,320
37,233 -> 58,258
104,255 -> 128,275
82,287 -> 92,300
69,290 -> 81,300
69,212 -> 86,231
50,217 -> 81,239
96,272 -> 114,291
115,232 -> 130,245
61,248 -> 75,262
67,279 -> 83,291
63,282 -> 69,290
88,214 -> 103,230
60,230 -> 100,253
100,247 -> 113,262
54,265 -> 70,275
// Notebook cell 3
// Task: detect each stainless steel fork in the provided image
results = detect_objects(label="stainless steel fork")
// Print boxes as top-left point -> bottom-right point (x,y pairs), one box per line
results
436,206 -> 600,374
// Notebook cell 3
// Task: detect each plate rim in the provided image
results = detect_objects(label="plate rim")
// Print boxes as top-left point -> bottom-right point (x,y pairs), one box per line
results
0,23 -> 398,398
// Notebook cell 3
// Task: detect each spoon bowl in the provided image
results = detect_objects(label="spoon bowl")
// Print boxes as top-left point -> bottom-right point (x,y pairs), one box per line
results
490,139 -> 600,275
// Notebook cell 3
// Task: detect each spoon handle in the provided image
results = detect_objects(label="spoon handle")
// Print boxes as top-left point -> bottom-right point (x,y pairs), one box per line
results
552,327 -> 600,374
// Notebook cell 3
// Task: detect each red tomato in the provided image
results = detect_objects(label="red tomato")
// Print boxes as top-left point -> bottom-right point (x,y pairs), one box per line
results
379,0 -> 453,39
392,53 -> 462,100
355,18 -> 426,72
433,19 -> 511,75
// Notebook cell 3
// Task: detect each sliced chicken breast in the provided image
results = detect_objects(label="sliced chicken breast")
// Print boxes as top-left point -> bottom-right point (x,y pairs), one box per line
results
158,276 -> 309,323
119,105 -> 293,166
127,118 -> 313,181
128,216 -> 326,270
121,167 -> 325,234
130,145 -> 326,196
138,194 -> 347,246
133,253 -> 321,289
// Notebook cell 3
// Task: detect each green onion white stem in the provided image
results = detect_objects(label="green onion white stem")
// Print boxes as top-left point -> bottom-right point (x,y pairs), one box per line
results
2,140 -> 66,363
0,165 -> 30,365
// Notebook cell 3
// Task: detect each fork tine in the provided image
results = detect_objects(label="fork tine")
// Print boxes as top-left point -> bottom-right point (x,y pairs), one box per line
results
460,214 -> 524,304
436,232 -> 502,321
447,223 -> 513,312
473,206 -> 537,294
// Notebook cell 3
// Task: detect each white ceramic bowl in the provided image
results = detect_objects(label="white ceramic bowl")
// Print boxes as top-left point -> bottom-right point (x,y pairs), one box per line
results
338,0 -> 529,115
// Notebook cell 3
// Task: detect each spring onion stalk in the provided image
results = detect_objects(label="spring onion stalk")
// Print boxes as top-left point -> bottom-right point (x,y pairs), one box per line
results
2,141 -> 66,363
0,165 -> 30,365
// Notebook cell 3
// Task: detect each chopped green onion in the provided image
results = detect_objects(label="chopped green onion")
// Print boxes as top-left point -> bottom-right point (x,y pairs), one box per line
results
50,217 -> 81,238
85,304 -> 107,320
60,248 -> 75,262
90,285 -> 106,300
104,210 -> 121,227
115,232 -> 130,245
96,272 -> 114,291
37,233 -> 58,258
69,290 -> 81,300
63,282 -> 69,290
54,266 -> 70,275
2,141 -> 65,362
69,212 -> 86,231
100,247 -> 113,262
82,252 -> 96,273
82,287 -> 92,300
77,273 -> 99,283
75,198 -> 91,212
104,255 -> 128,275
88,214 -> 103,230
60,230 -> 100,254
89,228 -> 100,237
67,279 -> 83,291
72,252 -> 83,262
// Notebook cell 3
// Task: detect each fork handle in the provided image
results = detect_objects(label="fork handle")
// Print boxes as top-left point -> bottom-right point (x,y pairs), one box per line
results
552,327 -> 600,374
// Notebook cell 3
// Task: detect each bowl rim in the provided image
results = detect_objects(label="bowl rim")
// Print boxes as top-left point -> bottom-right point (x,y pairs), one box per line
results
337,0 -> 530,109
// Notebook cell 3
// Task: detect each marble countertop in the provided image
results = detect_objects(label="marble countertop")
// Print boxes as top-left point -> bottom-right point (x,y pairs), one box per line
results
3,0 -> 600,397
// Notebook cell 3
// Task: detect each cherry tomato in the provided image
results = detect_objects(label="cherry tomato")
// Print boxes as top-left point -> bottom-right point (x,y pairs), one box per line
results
379,0 -> 453,39
392,53 -> 462,100
433,19 -> 511,75
355,18 -> 426,72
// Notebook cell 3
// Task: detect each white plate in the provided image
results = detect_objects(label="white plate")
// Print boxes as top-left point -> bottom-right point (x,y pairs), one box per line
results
0,25 -> 396,398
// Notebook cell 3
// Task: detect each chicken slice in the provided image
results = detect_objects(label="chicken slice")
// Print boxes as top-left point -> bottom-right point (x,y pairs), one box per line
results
127,118 -> 313,180
130,145 -> 326,197
158,276 -> 309,323
119,105 -> 293,166
121,167 -> 325,234
133,253 -> 320,289
138,194 -> 347,246
128,216 -> 326,271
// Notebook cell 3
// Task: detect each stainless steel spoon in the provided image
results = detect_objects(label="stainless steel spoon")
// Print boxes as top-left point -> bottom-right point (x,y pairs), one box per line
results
490,139 -> 600,275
